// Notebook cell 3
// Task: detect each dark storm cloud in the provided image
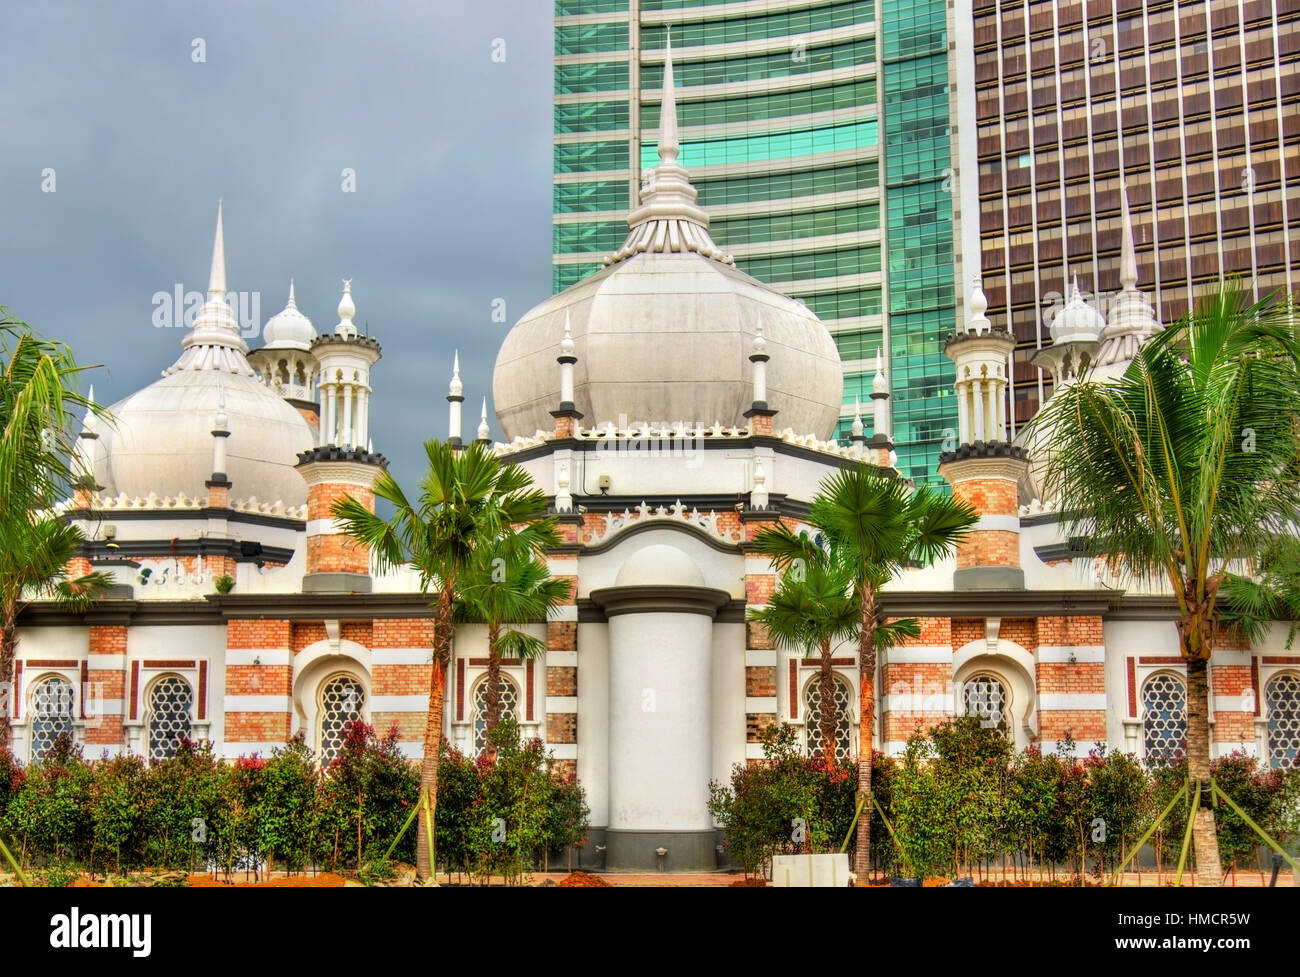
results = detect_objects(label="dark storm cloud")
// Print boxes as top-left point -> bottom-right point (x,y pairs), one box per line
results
0,0 -> 554,494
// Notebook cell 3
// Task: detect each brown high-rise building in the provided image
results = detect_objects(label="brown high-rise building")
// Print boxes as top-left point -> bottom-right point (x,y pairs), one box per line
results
965,0 -> 1299,429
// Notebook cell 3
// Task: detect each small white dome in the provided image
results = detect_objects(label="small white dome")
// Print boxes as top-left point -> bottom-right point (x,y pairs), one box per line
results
615,544 -> 705,588
1050,279 -> 1106,344
262,282 -> 316,351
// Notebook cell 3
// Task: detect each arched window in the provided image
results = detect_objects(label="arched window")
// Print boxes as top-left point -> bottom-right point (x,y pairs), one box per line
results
318,674 -> 365,767
962,673 -> 1010,735
803,675 -> 854,761
472,675 -> 520,756
30,676 -> 75,764
146,675 -> 193,761
1142,673 -> 1187,765
1265,673 -> 1300,771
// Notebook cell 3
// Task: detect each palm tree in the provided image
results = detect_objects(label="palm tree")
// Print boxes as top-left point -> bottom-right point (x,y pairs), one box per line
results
753,468 -> 978,881
454,550 -> 571,749
1030,282 -> 1300,885
747,551 -> 859,760
1,314 -> 111,749
331,440 -> 554,883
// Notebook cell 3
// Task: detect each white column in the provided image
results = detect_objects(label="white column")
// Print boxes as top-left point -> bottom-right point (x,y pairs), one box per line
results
607,610 -> 712,834
956,382 -> 970,445
972,379 -> 985,442
985,379 -> 998,443
356,388 -> 369,449
342,383 -> 354,448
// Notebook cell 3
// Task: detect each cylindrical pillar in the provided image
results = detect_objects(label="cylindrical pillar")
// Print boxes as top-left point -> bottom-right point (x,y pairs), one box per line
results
956,382 -> 970,445
972,379 -> 985,442
342,383 -> 354,448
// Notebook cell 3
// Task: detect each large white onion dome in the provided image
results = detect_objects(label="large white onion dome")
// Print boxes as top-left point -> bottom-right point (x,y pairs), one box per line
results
261,281 -> 316,350
90,204 -> 314,505
493,38 -> 842,441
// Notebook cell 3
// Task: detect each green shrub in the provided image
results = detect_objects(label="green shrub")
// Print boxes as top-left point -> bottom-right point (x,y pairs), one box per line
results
6,734 -> 92,864
256,735 -> 319,873
88,754 -> 147,876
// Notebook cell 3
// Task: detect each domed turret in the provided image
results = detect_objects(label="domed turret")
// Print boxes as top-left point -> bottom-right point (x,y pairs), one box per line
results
493,38 -> 842,441
261,281 -> 316,351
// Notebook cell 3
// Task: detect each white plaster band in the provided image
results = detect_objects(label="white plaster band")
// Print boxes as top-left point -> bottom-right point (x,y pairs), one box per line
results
745,696 -> 777,713
974,514 -> 1020,532
370,695 -> 430,712
547,651 -> 579,667
547,696 -> 579,712
548,743 -> 578,760
371,649 -> 432,665
745,649 -> 777,666
548,604 -> 579,622
83,654 -> 127,670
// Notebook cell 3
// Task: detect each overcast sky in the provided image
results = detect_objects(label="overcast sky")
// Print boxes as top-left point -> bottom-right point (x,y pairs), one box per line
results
0,0 -> 554,494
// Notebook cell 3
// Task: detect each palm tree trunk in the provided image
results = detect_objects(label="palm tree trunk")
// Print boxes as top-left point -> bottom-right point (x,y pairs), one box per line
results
818,645 -> 837,761
854,590 -> 878,883
0,597 -> 16,750
1184,655 -> 1222,885
485,624 -> 502,738
416,589 -> 453,883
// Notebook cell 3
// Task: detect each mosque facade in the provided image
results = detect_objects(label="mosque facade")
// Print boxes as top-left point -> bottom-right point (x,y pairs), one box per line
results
14,47 -> 1300,871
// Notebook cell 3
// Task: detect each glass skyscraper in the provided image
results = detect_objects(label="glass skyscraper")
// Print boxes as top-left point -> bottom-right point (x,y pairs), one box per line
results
553,0 -> 960,487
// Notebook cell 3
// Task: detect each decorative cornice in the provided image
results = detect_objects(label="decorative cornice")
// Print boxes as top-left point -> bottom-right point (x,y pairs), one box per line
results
588,584 -> 733,619
296,445 -> 388,468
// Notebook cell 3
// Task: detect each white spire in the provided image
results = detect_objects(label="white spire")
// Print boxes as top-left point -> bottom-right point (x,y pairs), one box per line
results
603,30 -> 733,269
208,200 -> 226,299
449,350 -> 463,398
872,348 -> 887,395
560,311 -> 575,356
287,278 -> 297,308
477,397 -> 490,440
164,202 -> 254,377
752,316 -> 767,355
1119,180 -> 1139,291
658,30 -> 679,166
850,399 -> 864,439
214,385 -> 229,432
335,280 -> 357,339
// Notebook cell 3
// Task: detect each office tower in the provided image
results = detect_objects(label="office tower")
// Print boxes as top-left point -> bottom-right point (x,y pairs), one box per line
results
553,0 -> 963,486
966,0 -> 1299,428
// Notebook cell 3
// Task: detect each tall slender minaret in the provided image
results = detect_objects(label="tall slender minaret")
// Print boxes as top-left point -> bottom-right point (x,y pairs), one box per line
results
743,317 -> 777,435
551,315 -> 583,438
867,350 -> 893,469
447,352 -> 464,449
296,280 -> 386,594
938,280 -> 1029,590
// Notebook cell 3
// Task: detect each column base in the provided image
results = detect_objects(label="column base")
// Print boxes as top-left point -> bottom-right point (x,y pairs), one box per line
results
605,829 -> 719,872
301,572 -> 372,594
953,566 -> 1024,590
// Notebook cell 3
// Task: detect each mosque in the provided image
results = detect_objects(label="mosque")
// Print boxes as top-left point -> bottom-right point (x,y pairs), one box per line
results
15,46 -> 1300,871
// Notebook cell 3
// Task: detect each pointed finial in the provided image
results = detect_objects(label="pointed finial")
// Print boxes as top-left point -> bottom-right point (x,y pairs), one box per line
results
873,348 -> 888,394
367,437 -> 373,454
658,30 -> 679,166
449,350 -> 463,397
335,279 -> 356,338
477,397 -> 490,440
752,316 -> 767,354
214,385 -> 229,432
287,278 -> 297,309
851,400 -> 864,438
560,311 -> 576,355
208,200 -> 227,299
1119,179 -> 1138,290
